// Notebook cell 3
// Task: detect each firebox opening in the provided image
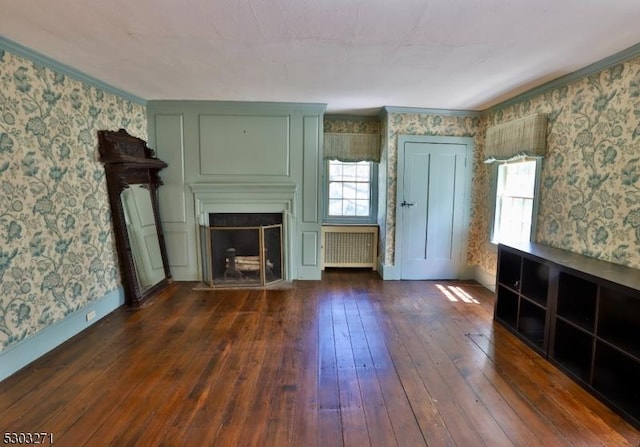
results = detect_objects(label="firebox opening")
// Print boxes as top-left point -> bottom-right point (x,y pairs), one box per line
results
200,213 -> 284,288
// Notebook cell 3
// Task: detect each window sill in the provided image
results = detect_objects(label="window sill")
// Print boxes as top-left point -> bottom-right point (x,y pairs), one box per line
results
322,219 -> 377,226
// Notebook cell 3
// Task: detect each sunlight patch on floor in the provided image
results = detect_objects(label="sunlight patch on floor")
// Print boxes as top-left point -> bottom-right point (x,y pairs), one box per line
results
435,284 -> 480,304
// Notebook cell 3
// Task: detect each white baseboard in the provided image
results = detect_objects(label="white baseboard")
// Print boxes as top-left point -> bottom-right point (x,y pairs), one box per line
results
377,261 -> 495,287
0,287 -> 125,382
474,266 -> 496,292
377,260 -> 401,280
459,264 -> 476,280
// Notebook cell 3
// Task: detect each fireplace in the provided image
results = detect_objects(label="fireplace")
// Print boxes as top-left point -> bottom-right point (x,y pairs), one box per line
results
199,213 -> 283,287
190,182 -> 296,287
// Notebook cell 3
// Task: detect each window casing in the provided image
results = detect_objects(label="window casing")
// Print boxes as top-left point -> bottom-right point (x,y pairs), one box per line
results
491,159 -> 541,245
324,160 -> 377,224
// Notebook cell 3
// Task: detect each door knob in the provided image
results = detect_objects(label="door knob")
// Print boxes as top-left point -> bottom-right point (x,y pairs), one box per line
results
401,200 -> 415,207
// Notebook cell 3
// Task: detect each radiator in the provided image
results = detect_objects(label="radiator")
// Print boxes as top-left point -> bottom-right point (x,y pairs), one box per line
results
321,225 -> 378,270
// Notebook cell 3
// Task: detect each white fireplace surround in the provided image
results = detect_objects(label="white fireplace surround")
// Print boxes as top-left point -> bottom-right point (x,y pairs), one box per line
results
190,183 -> 297,280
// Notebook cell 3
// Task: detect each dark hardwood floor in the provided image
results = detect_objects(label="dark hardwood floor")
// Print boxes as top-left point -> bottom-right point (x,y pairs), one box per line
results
1,270 -> 639,446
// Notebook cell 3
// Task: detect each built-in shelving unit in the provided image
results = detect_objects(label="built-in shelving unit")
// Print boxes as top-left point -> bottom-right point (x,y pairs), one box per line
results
494,242 -> 640,429
494,246 -> 550,353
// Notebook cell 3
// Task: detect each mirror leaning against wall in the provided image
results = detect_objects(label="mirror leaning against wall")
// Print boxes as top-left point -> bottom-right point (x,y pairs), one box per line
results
98,129 -> 172,307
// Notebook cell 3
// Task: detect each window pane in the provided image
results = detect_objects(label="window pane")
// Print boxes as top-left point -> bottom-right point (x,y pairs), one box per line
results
355,162 -> 370,180
342,164 -> 357,181
343,182 -> 357,199
356,183 -> 369,199
502,161 -> 536,198
355,200 -> 370,216
329,199 -> 343,216
343,199 -> 356,216
329,161 -> 343,181
329,182 -> 343,199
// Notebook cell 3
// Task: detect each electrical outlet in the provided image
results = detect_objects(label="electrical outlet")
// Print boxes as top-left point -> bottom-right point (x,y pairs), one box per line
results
86,310 -> 96,322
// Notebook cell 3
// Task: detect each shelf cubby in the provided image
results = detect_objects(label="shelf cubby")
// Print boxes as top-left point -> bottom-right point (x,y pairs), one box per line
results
597,286 -> 640,360
552,318 -> 593,383
592,342 -> 640,423
498,250 -> 521,291
518,299 -> 546,350
495,285 -> 518,330
521,258 -> 549,306
556,272 -> 597,332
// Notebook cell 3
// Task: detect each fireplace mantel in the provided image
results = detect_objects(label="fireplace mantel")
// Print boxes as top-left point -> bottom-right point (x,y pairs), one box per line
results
190,182 -> 297,281
190,182 -> 297,225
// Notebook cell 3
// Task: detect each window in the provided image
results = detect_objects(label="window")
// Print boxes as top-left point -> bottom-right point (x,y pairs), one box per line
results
325,160 -> 377,222
491,159 -> 540,245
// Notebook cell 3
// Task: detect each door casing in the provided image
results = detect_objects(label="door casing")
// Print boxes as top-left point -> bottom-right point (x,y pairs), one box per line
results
394,135 -> 474,280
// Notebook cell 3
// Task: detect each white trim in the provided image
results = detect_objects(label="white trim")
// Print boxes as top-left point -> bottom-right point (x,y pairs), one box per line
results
489,158 -> 542,245
323,160 -> 378,224
383,106 -> 483,117
378,261 -> 401,280
474,266 -> 497,292
0,287 -> 125,382
458,264 -> 476,281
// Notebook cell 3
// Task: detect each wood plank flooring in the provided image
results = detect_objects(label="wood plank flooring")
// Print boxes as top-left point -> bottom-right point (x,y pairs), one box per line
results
1,270 -> 639,446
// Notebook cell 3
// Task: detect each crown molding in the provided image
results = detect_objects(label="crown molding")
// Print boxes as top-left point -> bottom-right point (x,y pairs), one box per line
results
0,36 -> 146,106
486,42 -> 640,113
382,106 -> 483,117
324,113 -> 381,122
147,99 -> 326,114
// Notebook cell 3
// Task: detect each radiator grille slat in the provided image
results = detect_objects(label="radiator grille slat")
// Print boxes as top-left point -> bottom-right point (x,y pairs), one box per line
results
321,226 -> 378,270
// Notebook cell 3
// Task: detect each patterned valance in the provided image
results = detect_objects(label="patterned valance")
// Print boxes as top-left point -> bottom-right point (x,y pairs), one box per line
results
323,133 -> 381,162
484,113 -> 548,163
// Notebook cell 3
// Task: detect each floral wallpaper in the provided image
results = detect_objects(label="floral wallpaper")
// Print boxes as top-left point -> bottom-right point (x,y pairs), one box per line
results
324,117 -> 381,135
481,55 -> 640,271
0,48 -> 146,353
379,55 -> 640,279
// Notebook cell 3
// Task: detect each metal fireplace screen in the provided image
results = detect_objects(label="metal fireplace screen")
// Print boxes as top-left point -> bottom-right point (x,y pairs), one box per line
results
199,223 -> 283,287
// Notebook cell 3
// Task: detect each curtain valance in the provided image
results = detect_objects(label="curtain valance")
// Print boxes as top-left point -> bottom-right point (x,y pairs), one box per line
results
484,113 -> 548,163
323,133 -> 381,162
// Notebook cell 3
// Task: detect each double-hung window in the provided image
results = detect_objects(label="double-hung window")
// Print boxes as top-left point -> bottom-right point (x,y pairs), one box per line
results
322,131 -> 380,224
485,113 -> 547,246
491,159 -> 541,245
325,160 -> 377,223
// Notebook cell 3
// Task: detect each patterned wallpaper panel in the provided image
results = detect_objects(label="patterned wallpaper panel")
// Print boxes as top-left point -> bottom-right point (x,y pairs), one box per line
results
484,56 -> 640,270
383,56 -> 640,277
324,118 -> 381,134
0,49 -> 146,352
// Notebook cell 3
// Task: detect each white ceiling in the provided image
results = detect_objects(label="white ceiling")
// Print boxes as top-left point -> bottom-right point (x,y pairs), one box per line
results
2,0 -> 640,114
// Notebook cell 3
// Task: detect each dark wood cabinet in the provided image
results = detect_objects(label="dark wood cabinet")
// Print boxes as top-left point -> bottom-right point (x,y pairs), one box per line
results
494,242 -> 640,429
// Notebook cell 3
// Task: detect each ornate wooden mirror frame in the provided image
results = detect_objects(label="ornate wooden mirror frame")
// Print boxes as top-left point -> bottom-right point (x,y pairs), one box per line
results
98,129 -> 172,307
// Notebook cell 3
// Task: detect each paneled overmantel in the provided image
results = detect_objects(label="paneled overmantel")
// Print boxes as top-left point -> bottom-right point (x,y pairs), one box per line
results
148,100 -> 324,282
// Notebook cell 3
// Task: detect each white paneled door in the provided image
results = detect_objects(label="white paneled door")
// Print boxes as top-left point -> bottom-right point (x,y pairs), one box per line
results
398,138 -> 469,279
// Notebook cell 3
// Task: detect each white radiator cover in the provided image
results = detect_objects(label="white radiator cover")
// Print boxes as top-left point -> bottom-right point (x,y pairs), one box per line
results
321,225 -> 378,270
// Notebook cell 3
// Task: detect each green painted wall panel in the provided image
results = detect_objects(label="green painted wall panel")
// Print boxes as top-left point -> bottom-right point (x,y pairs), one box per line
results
147,100 -> 325,281
199,114 -> 290,177
302,115 -> 320,223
